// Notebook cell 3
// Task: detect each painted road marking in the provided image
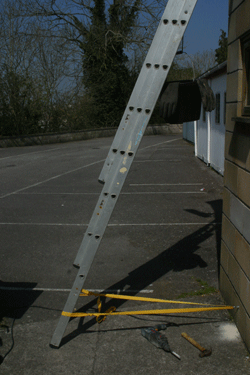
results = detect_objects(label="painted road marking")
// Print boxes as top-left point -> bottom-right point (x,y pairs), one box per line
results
130,183 -> 203,186
0,146 -> 63,161
14,191 -> 205,195
121,191 -> 205,194
0,159 -> 106,199
0,222 -> 220,226
0,138 -> 182,199
138,138 -> 181,150
134,160 -> 182,162
0,286 -> 154,294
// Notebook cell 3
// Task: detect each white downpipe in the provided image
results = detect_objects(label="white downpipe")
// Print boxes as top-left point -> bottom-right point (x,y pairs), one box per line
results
206,78 -> 212,165
194,120 -> 198,156
207,111 -> 211,165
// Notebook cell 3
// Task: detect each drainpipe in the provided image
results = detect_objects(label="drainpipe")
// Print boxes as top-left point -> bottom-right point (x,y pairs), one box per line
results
207,110 -> 211,166
194,120 -> 198,156
206,78 -> 212,166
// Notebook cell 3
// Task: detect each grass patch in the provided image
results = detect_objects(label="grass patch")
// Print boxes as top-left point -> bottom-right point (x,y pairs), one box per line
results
177,278 -> 218,299
0,317 -> 9,331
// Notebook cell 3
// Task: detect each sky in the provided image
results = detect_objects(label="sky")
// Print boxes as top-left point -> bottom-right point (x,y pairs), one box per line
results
183,0 -> 229,55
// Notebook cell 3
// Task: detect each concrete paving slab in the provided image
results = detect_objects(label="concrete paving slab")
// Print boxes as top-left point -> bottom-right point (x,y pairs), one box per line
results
0,307 -> 249,375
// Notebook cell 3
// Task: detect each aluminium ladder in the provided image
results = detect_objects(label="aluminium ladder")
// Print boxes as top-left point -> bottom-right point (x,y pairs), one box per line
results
50,0 -> 198,348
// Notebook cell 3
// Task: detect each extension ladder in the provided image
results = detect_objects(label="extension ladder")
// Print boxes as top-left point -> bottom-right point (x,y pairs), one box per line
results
50,0 -> 198,348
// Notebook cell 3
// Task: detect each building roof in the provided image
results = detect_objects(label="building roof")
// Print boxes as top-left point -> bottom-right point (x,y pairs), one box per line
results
199,60 -> 227,80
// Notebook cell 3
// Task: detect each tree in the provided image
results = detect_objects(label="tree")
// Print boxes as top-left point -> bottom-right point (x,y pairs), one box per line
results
0,0 -> 42,135
0,0 -> 83,135
0,68 -> 43,136
15,0 -> 166,128
166,49 -> 216,82
79,0 -> 141,127
215,29 -> 228,64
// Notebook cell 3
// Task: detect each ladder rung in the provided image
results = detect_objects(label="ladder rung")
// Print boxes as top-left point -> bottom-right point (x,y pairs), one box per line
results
50,0 -> 198,348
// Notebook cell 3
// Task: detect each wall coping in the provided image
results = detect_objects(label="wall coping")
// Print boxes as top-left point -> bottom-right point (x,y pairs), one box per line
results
0,124 -> 182,148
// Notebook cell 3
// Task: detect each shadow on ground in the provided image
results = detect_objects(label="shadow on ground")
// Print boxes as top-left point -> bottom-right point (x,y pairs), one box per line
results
58,199 -> 222,348
0,282 -> 42,321
0,282 -> 43,365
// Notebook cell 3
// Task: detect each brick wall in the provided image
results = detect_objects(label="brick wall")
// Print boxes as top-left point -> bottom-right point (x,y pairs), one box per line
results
220,0 -> 250,351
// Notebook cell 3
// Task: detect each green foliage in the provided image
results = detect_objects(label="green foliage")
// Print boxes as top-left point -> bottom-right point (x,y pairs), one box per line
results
80,0 -> 140,127
0,69 -> 43,136
167,62 -> 194,81
0,1 -> 221,135
215,29 -> 228,64
0,68 -> 78,137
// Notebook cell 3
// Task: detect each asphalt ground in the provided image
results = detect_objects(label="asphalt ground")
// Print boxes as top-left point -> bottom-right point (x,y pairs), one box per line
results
0,134 -> 249,374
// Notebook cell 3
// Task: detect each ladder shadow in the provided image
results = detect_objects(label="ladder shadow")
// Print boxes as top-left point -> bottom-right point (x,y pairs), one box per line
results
60,199 -> 222,347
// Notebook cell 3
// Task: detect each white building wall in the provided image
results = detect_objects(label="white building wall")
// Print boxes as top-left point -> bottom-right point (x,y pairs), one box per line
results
183,121 -> 194,143
196,108 -> 209,164
183,70 -> 227,176
209,74 -> 227,175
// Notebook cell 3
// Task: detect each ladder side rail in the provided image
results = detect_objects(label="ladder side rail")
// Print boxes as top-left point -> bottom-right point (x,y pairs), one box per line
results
74,134 -> 140,266
51,146 -> 137,347
74,0 -> 198,267
51,0 -> 198,348
98,0 -> 198,184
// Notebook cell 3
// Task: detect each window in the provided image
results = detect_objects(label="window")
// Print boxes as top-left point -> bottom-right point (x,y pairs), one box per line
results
215,93 -> 220,124
242,37 -> 250,116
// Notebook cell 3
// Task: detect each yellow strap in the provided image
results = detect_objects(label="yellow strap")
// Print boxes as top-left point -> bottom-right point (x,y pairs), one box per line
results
62,305 -> 234,318
80,289 -> 228,307
61,289 -> 235,318
97,297 -> 102,313
96,306 -> 116,324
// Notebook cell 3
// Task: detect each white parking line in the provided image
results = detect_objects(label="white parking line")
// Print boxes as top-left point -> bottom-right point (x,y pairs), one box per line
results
134,160 -> 182,162
108,222 -> 219,226
130,183 -> 203,186
0,137 -> 183,199
14,191 -> 204,195
0,222 -> 219,226
121,192 -> 205,194
0,146 -> 63,161
0,286 -> 154,294
0,159 -> 106,199
16,192 -> 100,195
138,137 -> 181,150
0,222 -> 87,226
